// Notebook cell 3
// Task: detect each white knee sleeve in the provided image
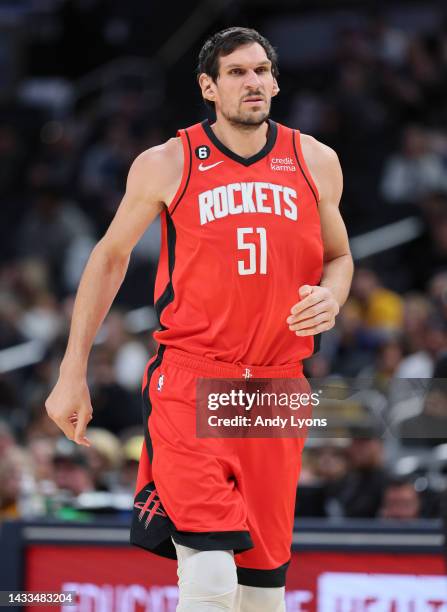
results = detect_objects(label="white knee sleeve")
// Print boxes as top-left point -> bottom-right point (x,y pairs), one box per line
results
235,585 -> 286,612
172,538 -> 238,611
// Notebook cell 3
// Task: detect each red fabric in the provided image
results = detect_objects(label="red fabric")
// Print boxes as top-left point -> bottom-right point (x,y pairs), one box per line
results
135,348 -> 306,571
153,121 -> 323,366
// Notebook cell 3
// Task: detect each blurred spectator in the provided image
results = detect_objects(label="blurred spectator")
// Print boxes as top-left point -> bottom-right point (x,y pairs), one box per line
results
52,438 -> 95,497
84,428 -> 123,491
368,13 -> 409,67
335,428 -> 387,518
335,61 -> 386,137
15,186 -> 94,293
79,119 -> 138,232
401,293 -> 434,354
295,445 -> 327,518
0,446 -> 33,520
358,336 -> 404,394
102,311 -> 149,391
429,271 -> 447,322
1,259 -> 64,343
395,315 -> 447,378
27,122 -> 78,192
288,90 -> 330,135
399,353 -> 447,447
0,421 -> 16,460
28,436 -> 56,483
19,292 -> 63,345
409,194 -> 447,288
323,300 -> 377,377
381,125 -> 447,204
379,477 -> 421,520
88,345 -> 141,434
117,435 -> 143,494
328,269 -> 404,377
350,268 -> 404,334
316,440 -> 350,518
0,289 -> 26,350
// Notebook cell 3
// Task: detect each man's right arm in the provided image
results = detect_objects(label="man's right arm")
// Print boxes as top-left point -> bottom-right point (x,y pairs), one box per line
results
45,139 -> 182,446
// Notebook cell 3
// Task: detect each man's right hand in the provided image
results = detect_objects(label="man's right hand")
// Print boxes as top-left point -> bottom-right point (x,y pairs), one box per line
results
45,376 -> 93,447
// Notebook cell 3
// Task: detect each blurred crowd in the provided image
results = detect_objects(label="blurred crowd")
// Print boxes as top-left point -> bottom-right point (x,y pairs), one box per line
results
0,3 -> 446,523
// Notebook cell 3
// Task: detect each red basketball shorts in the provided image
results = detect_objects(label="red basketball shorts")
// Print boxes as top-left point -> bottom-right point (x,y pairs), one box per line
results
130,346 -> 306,588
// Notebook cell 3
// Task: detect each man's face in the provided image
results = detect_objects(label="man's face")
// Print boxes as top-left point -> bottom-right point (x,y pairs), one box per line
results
349,438 -> 383,469
200,43 -> 279,127
381,485 -> 420,520
53,460 -> 92,496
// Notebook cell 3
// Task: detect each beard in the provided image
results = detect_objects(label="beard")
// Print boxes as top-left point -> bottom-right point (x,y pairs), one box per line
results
221,103 -> 270,130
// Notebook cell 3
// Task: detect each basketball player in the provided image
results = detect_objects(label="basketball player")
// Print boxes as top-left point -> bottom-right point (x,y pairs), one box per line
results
46,27 -> 353,611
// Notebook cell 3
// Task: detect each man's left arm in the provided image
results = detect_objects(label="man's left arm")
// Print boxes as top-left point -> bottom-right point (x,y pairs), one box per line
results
287,136 -> 354,336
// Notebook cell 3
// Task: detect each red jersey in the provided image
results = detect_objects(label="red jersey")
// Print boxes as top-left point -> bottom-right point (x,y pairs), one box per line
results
152,119 -> 323,366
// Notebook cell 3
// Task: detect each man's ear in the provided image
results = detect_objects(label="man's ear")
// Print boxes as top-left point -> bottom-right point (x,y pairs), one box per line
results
198,73 -> 216,104
272,77 -> 280,98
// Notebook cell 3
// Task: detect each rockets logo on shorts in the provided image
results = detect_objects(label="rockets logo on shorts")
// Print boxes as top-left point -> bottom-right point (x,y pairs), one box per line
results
134,486 -> 167,529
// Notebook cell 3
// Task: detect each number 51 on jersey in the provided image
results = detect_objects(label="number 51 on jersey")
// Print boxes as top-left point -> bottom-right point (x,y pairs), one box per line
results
237,227 -> 267,275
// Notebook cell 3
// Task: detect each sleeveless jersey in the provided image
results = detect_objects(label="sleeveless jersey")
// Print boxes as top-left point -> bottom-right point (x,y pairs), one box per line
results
152,119 -> 323,366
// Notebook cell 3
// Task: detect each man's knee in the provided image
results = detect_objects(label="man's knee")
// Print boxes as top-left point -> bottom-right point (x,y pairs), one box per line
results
173,540 -> 238,609
179,549 -> 238,597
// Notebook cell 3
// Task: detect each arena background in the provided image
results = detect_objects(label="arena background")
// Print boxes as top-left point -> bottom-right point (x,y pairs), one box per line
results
0,0 -> 446,610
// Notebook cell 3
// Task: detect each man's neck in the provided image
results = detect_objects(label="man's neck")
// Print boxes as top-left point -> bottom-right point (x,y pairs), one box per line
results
210,115 -> 269,159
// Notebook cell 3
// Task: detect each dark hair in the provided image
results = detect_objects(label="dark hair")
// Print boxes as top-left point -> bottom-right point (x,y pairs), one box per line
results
385,476 -> 417,490
197,27 -> 279,109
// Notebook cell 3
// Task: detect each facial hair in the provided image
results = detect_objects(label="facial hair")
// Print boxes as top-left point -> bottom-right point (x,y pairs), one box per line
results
221,97 -> 271,131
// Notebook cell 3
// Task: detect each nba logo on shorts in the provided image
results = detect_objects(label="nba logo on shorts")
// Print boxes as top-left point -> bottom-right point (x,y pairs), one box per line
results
157,374 -> 165,391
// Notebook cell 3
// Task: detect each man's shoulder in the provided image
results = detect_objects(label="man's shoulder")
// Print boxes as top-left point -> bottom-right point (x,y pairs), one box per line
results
129,137 -> 183,193
134,137 -> 183,172
126,137 -> 184,205
298,133 -> 343,203
300,133 -> 340,168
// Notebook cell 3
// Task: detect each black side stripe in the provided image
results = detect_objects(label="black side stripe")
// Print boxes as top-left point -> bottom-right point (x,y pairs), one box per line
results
142,210 -> 177,462
170,129 -> 192,216
154,211 -> 177,330
293,130 -> 318,206
293,128 -> 321,355
141,344 -> 166,463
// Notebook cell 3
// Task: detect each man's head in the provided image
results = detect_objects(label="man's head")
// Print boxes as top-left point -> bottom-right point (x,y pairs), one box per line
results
52,438 -> 94,496
348,426 -> 384,470
197,27 -> 279,128
380,478 -> 420,520
351,267 -> 380,302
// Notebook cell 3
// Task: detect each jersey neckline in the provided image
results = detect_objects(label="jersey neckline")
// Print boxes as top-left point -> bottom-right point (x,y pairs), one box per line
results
200,118 -> 278,167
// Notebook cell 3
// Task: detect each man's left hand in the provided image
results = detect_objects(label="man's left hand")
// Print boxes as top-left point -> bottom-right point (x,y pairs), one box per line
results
286,285 -> 340,336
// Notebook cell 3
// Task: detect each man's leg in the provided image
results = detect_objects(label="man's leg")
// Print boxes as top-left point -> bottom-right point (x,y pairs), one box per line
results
232,435 -> 305,611
172,538 -> 238,611
234,585 -> 286,611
